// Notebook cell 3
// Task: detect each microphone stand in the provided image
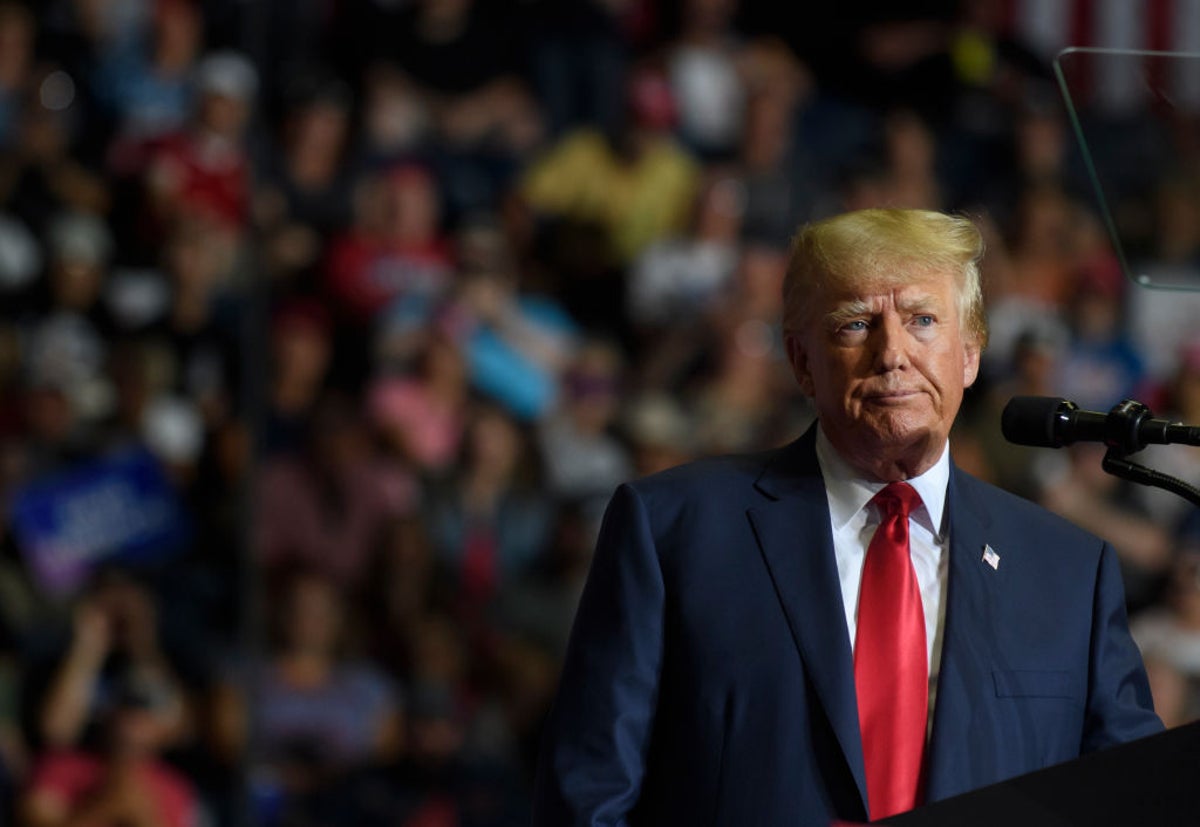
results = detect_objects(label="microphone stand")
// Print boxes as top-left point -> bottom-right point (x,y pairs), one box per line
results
1100,400 -> 1200,508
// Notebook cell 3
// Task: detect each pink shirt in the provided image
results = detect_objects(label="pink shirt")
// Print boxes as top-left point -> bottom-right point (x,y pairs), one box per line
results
29,751 -> 197,827
369,378 -> 464,471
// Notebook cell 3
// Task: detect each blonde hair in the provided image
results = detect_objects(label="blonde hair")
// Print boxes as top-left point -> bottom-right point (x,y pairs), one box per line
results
783,208 -> 988,348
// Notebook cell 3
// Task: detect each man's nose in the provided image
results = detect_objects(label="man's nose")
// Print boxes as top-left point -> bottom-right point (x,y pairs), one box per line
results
873,314 -> 909,371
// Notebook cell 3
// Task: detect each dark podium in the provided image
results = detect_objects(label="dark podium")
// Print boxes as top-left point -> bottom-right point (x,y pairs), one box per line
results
886,722 -> 1200,826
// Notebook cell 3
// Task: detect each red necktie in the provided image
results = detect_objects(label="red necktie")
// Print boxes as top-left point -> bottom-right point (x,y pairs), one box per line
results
854,481 -> 928,821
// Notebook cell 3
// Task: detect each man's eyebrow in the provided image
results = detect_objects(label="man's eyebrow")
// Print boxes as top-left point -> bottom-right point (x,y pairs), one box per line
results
896,294 -> 939,314
824,299 -> 872,327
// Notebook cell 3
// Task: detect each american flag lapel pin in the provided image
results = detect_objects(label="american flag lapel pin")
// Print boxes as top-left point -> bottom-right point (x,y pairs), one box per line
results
982,544 -> 1000,571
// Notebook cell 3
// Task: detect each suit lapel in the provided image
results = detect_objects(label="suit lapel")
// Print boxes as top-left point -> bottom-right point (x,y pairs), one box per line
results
925,465 -> 999,800
748,430 -> 868,812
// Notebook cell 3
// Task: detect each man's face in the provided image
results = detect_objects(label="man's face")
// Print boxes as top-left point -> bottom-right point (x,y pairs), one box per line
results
785,265 -> 980,480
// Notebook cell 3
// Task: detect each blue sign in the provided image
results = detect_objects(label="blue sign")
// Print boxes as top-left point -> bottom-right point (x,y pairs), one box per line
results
9,449 -> 192,595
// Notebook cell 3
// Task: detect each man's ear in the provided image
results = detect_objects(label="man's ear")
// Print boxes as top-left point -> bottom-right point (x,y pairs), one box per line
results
785,332 -> 815,396
963,340 -> 981,388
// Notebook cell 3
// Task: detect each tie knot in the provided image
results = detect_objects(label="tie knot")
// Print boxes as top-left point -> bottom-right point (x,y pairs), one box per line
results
873,481 -> 921,521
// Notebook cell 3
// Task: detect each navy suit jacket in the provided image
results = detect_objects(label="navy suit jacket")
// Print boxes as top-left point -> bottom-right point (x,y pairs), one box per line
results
533,428 -> 1163,826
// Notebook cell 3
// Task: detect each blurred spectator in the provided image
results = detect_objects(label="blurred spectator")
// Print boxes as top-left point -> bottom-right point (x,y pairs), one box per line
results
39,211 -> 115,321
16,370 -> 88,477
0,653 -> 27,816
142,51 -> 257,238
325,611 -> 531,827
537,338 -> 632,519
428,406 -> 552,605
521,66 -> 699,263
621,392 -> 696,477
140,217 -> 240,427
38,569 -> 189,752
735,59 -> 814,247
1141,652 -> 1196,732
0,2 -> 35,150
256,393 -> 418,589
20,211 -> 118,433
687,245 -> 794,454
1127,178 -> 1200,383
324,163 -> 453,336
938,0 -> 1063,199
880,107 -> 943,209
254,73 -> 354,287
1002,183 -> 1087,308
1132,548 -> 1200,728
357,64 -> 431,165
451,249 -> 577,422
0,211 -> 42,296
101,339 -> 174,453
138,394 -> 203,487
22,670 -> 199,827
981,191 -> 1083,381
1132,339 -> 1200,531
528,0 -> 629,139
1148,175 -> 1200,270
1039,442 -> 1173,612
376,0 -> 542,157
0,64 -> 110,234
627,173 -> 742,329
493,503 -> 596,662
211,567 -> 402,818
964,93 -> 1075,226
263,299 -> 332,457
369,332 -> 468,475
960,325 -> 1066,500
1056,251 -> 1146,411
666,0 -> 746,160
365,516 -> 440,680
94,0 -> 203,147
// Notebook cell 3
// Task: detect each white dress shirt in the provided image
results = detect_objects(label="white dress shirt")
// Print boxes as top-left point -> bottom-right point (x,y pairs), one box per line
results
814,426 -> 951,711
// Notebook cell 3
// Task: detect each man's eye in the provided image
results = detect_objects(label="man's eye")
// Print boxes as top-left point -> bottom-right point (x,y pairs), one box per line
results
913,315 -> 935,327
842,320 -> 868,332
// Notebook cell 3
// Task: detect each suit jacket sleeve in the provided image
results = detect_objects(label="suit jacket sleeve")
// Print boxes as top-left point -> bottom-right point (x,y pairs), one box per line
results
533,483 -> 665,826
1084,541 -> 1164,750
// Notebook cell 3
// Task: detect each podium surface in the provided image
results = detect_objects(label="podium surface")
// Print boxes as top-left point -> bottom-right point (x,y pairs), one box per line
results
887,721 -> 1200,826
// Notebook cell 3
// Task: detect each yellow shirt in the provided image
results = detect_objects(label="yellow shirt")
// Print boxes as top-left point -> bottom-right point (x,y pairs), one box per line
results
522,129 -> 699,261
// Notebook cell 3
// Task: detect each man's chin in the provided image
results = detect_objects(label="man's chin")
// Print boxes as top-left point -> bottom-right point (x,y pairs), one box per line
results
844,417 -> 942,458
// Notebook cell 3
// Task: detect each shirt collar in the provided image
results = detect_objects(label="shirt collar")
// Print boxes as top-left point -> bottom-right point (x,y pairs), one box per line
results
814,423 -> 950,538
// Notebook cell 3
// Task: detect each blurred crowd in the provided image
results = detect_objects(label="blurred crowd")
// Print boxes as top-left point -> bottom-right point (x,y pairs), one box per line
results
3,0 -> 1200,824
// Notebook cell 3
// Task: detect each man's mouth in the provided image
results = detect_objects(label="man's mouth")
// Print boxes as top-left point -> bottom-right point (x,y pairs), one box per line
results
864,389 -> 921,403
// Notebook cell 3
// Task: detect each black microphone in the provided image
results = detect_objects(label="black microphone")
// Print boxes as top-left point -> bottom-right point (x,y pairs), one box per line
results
1001,396 -> 1200,452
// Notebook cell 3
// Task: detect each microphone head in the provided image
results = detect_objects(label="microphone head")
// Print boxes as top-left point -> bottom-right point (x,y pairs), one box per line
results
1001,396 -> 1072,448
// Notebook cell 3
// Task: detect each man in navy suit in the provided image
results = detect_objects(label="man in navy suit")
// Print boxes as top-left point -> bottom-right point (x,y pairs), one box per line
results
533,209 -> 1162,825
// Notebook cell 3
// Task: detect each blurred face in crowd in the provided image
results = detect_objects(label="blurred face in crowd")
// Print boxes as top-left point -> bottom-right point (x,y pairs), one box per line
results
382,167 -> 439,244
198,91 -> 249,140
694,176 -> 744,242
287,100 -> 349,177
273,317 -> 330,390
0,3 -> 34,89
1016,186 -> 1073,256
281,574 -> 343,657
786,264 -> 980,480
468,408 -> 521,479
109,704 -> 172,759
50,256 -> 104,311
152,0 -> 201,71
565,342 -> 622,434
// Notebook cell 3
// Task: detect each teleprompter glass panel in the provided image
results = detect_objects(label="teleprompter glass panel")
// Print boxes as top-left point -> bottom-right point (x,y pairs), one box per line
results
1054,48 -> 1200,290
